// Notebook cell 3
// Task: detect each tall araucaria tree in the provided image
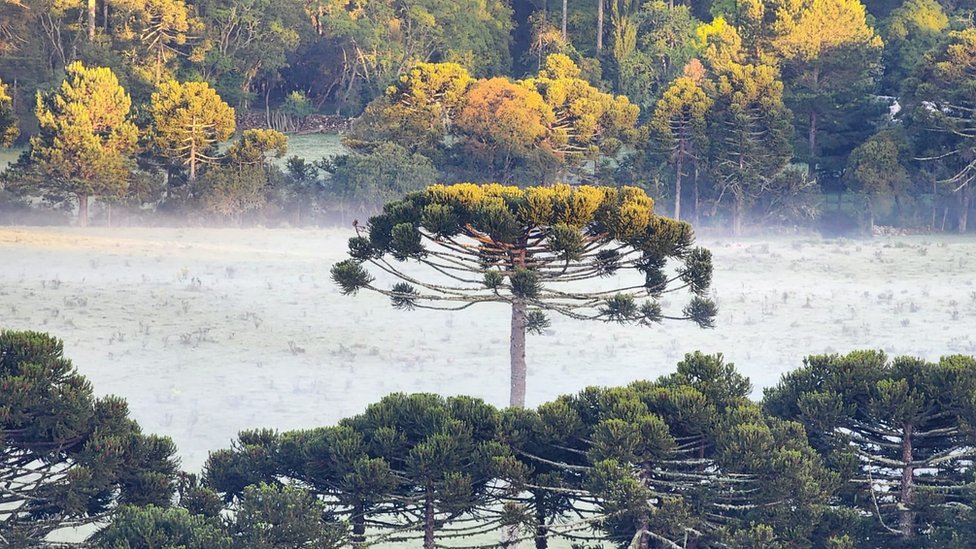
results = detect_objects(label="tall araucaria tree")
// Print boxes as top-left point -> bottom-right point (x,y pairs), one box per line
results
330,183 -> 716,407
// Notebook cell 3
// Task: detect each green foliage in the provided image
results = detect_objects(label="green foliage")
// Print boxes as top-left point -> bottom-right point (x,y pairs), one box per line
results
230,483 -> 346,549
0,331 -> 179,545
324,143 -> 438,211
881,0 -> 948,93
345,62 -> 473,156
764,351 -> 976,542
614,1 -> 701,108
93,505 -> 231,549
226,129 -> 288,167
329,259 -> 375,295
708,62 -> 794,234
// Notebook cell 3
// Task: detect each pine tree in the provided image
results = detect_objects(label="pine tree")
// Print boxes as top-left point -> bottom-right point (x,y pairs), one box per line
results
650,75 -> 712,220
30,62 -> 138,226
331,183 -> 716,407
0,331 -> 179,545
764,351 -> 976,542
149,79 -> 235,181
708,62 -> 794,235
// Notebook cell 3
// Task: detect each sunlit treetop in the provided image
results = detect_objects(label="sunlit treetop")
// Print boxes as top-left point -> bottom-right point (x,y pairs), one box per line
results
0,78 -> 17,147
332,182 -> 716,329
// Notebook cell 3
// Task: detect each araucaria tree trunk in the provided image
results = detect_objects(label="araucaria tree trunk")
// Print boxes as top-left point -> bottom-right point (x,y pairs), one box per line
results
510,299 -> 527,408
351,503 -> 367,548
596,0 -> 604,54
562,0 -> 568,40
899,422 -> 915,537
424,485 -> 436,549
88,0 -> 96,41
78,194 -> 89,227
959,185 -> 971,233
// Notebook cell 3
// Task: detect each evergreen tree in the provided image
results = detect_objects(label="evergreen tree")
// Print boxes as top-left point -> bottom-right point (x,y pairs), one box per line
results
650,74 -> 712,220
149,79 -> 236,181
764,351 -> 976,543
903,28 -> 976,233
707,62 -> 794,235
0,331 -> 179,545
772,0 -> 884,180
331,183 -> 716,407
30,62 -> 139,226
93,505 -> 231,549
846,130 -> 911,231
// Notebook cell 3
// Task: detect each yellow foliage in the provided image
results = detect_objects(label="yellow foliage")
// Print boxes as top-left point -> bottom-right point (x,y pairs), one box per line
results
558,185 -> 606,227
424,183 -> 659,237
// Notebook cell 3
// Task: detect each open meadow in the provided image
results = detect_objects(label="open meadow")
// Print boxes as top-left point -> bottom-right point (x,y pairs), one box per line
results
1,226 -> 974,474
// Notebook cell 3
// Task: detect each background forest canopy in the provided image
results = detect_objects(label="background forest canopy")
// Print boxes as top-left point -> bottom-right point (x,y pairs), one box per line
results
0,0 -> 975,234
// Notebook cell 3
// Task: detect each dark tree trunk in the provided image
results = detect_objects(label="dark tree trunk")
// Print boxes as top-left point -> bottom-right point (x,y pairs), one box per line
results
808,65 -> 819,179
351,503 -> 366,548
424,486 -> 436,549
510,299 -> 527,408
534,493 -> 548,549
693,160 -> 700,225
899,422 -> 915,537
596,0 -> 604,54
78,194 -> 89,227
636,512 -> 650,549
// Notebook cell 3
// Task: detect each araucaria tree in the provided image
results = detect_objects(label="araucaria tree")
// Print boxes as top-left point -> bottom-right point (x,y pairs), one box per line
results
331,183 -> 716,407
1,331 -> 179,546
150,79 -> 236,181
30,62 -> 139,227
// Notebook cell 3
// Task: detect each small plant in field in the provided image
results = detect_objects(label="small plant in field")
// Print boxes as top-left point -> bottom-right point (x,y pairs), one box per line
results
288,340 -> 306,355
901,318 -> 910,327
63,296 -> 88,307
186,276 -> 202,291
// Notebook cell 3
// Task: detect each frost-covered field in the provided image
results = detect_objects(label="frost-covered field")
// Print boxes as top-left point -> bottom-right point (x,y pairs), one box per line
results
1,227 -> 975,472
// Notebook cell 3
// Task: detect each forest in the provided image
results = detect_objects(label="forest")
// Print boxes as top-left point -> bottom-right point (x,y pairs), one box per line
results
6,329 -> 976,549
3,0 -> 976,547
0,0 -> 974,234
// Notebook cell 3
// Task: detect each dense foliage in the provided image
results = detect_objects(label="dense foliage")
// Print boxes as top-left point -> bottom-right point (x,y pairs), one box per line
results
1,0 -> 976,231
5,331 -> 976,547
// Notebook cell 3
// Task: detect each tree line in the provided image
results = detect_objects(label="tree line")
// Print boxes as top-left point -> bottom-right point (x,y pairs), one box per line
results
5,329 -> 976,548
1,0 -> 976,233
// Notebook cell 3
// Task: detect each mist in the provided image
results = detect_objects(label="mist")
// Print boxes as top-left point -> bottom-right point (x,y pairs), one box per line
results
1,226 -> 973,471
